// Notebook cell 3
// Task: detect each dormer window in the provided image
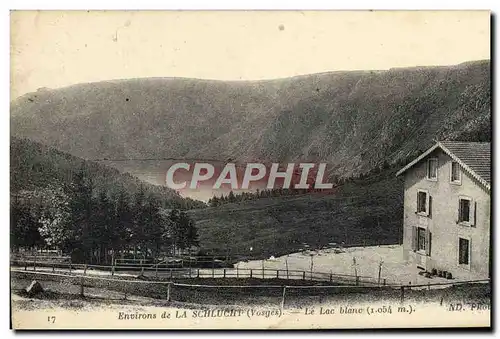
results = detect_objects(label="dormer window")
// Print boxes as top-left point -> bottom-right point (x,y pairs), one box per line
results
450,161 -> 461,184
426,158 -> 438,181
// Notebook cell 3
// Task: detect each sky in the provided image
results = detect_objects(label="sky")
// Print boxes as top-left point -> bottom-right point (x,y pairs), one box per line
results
10,10 -> 490,100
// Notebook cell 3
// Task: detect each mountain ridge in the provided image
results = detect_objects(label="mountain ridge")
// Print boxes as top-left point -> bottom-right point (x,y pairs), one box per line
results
11,60 -> 491,182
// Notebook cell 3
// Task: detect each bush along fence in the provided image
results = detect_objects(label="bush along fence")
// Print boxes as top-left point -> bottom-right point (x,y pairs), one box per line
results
11,269 -> 491,309
12,260 -> 384,286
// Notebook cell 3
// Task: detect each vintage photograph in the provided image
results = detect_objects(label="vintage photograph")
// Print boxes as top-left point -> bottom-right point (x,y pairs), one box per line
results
9,10 -> 491,329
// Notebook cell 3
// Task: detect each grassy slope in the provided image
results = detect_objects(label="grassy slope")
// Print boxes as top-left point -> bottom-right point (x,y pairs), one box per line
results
188,167 -> 403,258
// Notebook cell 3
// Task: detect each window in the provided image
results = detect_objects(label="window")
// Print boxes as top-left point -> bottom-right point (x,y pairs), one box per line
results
427,158 -> 438,180
450,161 -> 461,183
412,227 -> 431,256
458,198 -> 471,223
417,190 -> 430,215
417,227 -> 426,252
458,238 -> 470,265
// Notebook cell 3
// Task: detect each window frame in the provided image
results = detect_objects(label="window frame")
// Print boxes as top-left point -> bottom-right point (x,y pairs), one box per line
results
416,227 -> 426,254
426,158 -> 438,181
457,195 -> 474,227
416,189 -> 430,216
450,161 -> 462,185
458,236 -> 471,270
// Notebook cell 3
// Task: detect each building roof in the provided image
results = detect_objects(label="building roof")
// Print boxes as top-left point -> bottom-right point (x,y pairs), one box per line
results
396,141 -> 491,190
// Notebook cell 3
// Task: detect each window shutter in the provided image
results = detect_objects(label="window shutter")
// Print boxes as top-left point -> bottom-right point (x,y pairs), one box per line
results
469,240 -> 472,264
470,201 -> 476,226
425,230 -> 431,256
428,196 -> 432,218
411,226 -> 417,251
425,193 -> 430,216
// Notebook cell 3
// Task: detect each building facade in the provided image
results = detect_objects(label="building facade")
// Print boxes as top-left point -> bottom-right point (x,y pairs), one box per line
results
396,141 -> 491,280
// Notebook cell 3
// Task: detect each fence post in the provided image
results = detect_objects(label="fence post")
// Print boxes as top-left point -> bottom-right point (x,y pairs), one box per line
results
84,264 -> 88,275
355,276 -> 359,286
408,281 -> 411,290
223,269 -> 226,278
170,269 -> 173,279
400,286 -> 405,303
52,263 -> 55,272
197,269 -> 200,278
24,261 -> 27,271
280,286 -> 287,311
250,269 -> 253,278
302,271 -> 306,280
383,279 -> 386,286
80,276 -> 84,297
167,282 -> 171,302
378,262 -> 382,286
428,282 -> 430,290
276,270 -> 279,279
285,256 -> 289,280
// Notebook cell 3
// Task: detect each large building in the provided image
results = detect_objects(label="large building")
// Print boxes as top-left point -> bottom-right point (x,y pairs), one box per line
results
396,141 -> 491,280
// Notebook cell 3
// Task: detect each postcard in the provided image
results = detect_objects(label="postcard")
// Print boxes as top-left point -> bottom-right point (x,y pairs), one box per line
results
10,10 -> 491,330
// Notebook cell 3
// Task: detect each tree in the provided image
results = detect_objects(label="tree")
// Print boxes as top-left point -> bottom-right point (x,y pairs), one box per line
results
169,209 -> 199,254
209,196 -> 219,207
36,187 -> 72,252
144,194 -> 166,259
169,209 -> 182,255
113,189 -> 133,260
65,166 -> 95,262
185,218 -> 199,248
131,186 -> 148,259
10,196 -> 43,251
228,190 -> 236,203
92,190 -> 114,263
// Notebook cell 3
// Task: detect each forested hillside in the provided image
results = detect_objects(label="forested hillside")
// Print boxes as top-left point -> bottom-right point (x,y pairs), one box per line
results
10,137 -> 203,263
11,60 -> 490,179
11,137 -> 204,210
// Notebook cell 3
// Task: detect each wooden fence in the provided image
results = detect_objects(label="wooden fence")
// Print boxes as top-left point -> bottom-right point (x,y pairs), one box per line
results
12,260 -> 382,286
11,269 -> 490,309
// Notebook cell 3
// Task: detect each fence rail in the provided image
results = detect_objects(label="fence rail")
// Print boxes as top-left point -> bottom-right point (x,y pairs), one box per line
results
11,260 -> 383,286
11,269 -> 491,309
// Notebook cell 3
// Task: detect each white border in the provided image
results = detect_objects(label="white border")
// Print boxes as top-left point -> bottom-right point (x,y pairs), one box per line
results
2,1 -> 498,337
